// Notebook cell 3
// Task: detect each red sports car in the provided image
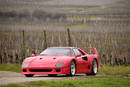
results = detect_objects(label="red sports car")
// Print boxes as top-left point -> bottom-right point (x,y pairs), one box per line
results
21,47 -> 99,77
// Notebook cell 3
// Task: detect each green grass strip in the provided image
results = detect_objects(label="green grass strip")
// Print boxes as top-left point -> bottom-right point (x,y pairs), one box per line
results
1,77 -> 130,87
0,64 -> 21,72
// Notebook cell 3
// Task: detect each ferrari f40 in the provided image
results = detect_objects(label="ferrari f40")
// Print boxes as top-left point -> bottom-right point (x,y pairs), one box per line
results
21,47 -> 99,77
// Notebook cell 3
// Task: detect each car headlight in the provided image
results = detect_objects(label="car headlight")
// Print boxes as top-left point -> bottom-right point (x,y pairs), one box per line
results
55,63 -> 64,67
22,63 -> 30,68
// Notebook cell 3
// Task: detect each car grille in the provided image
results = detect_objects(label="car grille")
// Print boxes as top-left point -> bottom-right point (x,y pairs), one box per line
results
29,69 -> 52,72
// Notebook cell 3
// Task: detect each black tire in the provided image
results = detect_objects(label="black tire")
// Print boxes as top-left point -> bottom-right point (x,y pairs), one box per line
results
25,74 -> 34,77
86,59 -> 97,76
48,74 -> 57,77
69,61 -> 76,76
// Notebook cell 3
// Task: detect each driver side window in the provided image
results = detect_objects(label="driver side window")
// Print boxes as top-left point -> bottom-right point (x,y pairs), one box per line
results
73,48 -> 82,56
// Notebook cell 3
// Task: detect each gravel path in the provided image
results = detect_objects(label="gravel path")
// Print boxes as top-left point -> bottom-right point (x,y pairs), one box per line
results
0,71 -> 62,86
0,71 -> 129,86
0,71 -> 99,85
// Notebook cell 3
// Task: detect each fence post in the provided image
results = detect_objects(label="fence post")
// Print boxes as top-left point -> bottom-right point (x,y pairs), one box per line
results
0,42 -> 2,64
43,30 -> 47,49
67,28 -> 72,46
3,48 -> 7,63
21,30 -> 25,63
88,34 -> 92,53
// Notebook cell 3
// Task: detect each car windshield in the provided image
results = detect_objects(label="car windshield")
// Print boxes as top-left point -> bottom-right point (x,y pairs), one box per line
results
40,48 -> 71,56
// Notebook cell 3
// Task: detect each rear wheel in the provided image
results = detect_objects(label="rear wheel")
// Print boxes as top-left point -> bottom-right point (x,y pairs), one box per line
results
25,74 -> 34,77
86,59 -> 97,75
70,61 -> 76,76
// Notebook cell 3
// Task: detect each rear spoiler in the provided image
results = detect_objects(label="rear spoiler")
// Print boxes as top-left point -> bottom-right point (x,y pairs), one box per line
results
80,48 -> 98,55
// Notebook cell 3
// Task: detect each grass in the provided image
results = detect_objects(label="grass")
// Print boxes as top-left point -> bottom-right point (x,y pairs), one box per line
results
0,64 -> 21,72
98,65 -> 130,76
1,77 -> 130,87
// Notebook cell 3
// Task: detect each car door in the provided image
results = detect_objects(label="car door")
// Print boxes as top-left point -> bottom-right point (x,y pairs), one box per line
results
73,48 -> 88,73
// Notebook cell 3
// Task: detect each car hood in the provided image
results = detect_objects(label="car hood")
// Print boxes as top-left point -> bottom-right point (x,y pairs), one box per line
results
24,55 -> 72,68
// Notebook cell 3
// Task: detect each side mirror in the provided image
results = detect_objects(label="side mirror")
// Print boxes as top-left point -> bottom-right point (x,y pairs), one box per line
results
76,54 -> 81,57
32,54 -> 36,57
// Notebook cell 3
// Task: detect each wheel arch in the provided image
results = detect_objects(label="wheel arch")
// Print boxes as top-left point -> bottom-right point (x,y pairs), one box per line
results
94,58 -> 97,63
70,59 -> 76,66
72,59 -> 76,65
68,59 -> 76,76
93,58 -> 99,72
71,59 -> 77,73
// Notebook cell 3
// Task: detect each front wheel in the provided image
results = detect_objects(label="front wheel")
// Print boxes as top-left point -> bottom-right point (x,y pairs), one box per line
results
70,61 -> 76,76
86,59 -> 98,75
24,74 -> 34,77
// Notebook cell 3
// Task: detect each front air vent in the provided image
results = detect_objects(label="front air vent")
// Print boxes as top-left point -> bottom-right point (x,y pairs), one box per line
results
53,58 -> 56,59
40,58 -> 43,60
29,69 -> 52,72
23,69 -> 27,72
56,69 -> 61,72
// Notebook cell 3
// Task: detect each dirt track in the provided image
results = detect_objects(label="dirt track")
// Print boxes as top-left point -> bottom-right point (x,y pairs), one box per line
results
0,71 -> 90,86
0,71 -> 63,85
0,71 -> 129,86
0,71 -> 106,86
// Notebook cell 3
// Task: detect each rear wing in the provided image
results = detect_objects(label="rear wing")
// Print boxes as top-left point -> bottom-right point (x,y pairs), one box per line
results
80,48 -> 98,55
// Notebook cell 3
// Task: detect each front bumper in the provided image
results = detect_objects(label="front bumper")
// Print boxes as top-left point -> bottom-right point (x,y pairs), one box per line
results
21,66 -> 70,75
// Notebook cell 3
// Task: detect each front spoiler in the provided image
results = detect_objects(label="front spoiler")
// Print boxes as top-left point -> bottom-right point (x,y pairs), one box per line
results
21,66 -> 70,75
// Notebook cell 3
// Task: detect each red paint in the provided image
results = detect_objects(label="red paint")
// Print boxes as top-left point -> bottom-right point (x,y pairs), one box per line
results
21,47 -> 99,75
